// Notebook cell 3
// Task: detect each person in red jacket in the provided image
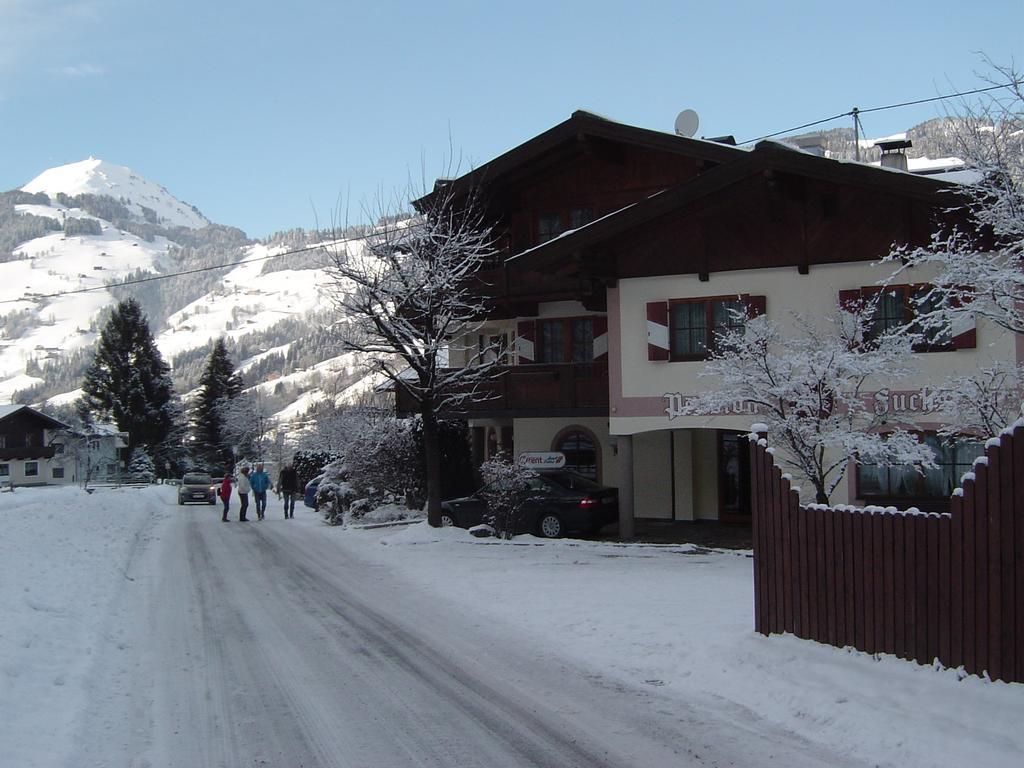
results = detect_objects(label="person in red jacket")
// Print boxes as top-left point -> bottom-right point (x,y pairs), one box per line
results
220,473 -> 234,522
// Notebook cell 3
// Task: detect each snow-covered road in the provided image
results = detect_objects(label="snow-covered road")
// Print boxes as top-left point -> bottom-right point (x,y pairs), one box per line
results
64,490 -> 847,767
3,486 -> 1020,767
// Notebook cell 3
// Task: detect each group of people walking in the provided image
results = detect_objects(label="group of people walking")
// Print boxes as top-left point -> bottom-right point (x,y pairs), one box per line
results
219,462 -> 300,522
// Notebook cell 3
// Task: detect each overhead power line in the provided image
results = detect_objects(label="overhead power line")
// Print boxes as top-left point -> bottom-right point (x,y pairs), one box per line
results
0,224 -> 419,306
738,80 -> 1021,146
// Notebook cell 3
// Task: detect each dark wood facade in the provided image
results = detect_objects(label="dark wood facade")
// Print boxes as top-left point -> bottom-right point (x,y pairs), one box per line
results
0,407 -> 65,460
396,363 -> 609,419
501,142 -> 957,293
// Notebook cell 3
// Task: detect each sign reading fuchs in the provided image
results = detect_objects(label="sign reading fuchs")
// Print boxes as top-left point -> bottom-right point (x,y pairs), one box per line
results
518,452 -> 566,469
869,387 -> 944,416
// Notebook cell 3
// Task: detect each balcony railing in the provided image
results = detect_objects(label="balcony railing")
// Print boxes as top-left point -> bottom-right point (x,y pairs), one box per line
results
396,362 -> 609,417
0,446 -> 57,460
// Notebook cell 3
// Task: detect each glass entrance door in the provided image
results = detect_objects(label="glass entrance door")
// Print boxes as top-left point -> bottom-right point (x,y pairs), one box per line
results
718,431 -> 751,523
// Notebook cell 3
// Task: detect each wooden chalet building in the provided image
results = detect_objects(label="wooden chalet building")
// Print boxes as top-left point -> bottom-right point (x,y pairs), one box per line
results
0,404 -> 72,486
405,110 -> 1011,532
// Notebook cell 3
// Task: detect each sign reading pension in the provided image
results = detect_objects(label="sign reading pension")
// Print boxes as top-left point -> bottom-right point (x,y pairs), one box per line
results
518,452 -> 566,469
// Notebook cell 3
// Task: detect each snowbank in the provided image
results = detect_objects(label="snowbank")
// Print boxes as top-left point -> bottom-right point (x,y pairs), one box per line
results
314,519 -> 1024,768
0,485 -> 164,767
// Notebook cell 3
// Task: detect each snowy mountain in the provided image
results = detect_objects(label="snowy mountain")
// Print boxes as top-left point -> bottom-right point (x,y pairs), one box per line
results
0,159 -> 378,427
22,158 -> 210,230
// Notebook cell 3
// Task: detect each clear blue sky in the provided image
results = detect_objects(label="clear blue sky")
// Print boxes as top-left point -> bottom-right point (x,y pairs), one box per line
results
1,0 -> 1021,239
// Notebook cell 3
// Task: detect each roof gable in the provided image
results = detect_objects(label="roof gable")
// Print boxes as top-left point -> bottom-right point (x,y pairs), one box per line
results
415,110 -> 745,210
505,141 -> 958,277
0,404 -> 69,431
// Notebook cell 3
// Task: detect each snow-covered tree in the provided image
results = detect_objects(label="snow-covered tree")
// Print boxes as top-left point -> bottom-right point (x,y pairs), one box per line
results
127,447 -> 156,481
217,389 -> 271,463
79,298 -> 179,475
322,183 -> 501,526
679,303 -> 936,504
190,338 -> 242,471
932,362 -> 1024,440
883,63 -> 1023,334
882,61 -> 1024,437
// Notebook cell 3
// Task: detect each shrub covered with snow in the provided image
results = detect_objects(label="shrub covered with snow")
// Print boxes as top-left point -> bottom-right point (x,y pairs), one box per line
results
478,454 -> 536,539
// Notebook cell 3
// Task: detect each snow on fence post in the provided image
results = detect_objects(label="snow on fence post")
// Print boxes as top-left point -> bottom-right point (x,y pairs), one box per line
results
747,422 -> 1024,683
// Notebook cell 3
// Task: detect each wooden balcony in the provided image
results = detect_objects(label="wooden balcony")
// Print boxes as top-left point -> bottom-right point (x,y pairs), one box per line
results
397,362 -> 609,419
0,446 -> 57,460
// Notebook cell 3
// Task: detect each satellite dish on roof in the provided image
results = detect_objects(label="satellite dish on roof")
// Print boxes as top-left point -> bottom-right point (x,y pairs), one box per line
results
674,109 -> 700,138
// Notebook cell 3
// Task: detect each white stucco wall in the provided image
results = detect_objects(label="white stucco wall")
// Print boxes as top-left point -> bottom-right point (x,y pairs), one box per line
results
614,262 -> 1016,424
609,261 -> 1018,506
511,416 -> 617,487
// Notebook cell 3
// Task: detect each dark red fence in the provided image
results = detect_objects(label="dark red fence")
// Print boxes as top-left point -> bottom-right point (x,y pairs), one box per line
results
749,426 -> 1023,683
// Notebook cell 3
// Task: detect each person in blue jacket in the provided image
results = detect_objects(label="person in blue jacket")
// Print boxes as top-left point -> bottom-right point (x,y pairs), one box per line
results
249,462 -> 271,521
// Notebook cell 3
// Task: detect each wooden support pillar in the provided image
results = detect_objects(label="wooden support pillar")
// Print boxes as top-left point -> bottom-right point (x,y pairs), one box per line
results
617,434 -> 635,540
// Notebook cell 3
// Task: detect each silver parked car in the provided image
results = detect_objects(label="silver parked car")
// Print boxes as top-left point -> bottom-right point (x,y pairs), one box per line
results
178,473 -> 216,505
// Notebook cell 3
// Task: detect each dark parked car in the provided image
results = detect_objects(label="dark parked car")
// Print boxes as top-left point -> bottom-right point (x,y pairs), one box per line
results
178,473 -> 216,505
440,469 -> 618,538
304,475 -> 322,509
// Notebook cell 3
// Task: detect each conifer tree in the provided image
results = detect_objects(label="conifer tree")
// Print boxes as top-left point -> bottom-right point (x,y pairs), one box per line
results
79,298 -> 179,475
190,337 -> 242,471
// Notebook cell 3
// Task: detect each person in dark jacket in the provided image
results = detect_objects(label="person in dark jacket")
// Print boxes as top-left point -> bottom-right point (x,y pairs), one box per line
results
277,463 -> 299,519
220,473 -> 233,522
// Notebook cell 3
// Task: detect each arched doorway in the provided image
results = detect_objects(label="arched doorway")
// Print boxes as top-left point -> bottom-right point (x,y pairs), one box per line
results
551,426 -> 600,481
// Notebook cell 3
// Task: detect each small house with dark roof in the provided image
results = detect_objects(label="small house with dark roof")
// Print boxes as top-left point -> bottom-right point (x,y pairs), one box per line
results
0,404 -> 71,486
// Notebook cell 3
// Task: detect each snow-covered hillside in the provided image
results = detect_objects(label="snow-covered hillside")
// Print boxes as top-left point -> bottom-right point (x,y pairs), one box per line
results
0,160 -> 375,426
0,222 -> 172,395
22,158 -> 209,230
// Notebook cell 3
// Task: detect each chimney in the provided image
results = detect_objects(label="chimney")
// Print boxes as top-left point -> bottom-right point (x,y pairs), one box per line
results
791,135 -> 827,156
876,138 -> 912,171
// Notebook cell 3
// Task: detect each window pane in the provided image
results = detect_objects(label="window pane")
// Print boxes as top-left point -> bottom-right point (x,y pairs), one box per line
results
712,299 -> 746,346
569,207 -> 594,229
910,288 -> 953,347
571,319 -> 594,362
538,320 -> 565,363
671,301 -> 708,357
538,214 -> 562,244
558,431 -> 597,480
868,288 -> 906,341
857,463 -> 889,496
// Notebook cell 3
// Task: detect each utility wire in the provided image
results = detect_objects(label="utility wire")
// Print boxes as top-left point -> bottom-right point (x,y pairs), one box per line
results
5,80 -> 1018,305
738,80 -> 1020,146
0,224 -> 420,306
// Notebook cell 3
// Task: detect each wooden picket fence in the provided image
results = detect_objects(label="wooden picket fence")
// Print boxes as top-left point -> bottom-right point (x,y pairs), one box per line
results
749,426 -> 1023,683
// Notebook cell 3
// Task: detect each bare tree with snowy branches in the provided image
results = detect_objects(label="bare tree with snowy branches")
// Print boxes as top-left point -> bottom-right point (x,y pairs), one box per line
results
218,390 -> 272,463
680,304 -> 936,504
933,362 -> 1024,440
883,59 -> 1024,436
321,183 -> 501,526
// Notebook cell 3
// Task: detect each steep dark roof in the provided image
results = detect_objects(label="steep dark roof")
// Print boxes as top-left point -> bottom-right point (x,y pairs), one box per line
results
0,404 -> 68,430
504,139 -> 960,274
413,110 -> 745,210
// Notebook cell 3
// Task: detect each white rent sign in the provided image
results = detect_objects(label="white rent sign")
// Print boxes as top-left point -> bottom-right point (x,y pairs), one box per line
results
518,452 -> 566,469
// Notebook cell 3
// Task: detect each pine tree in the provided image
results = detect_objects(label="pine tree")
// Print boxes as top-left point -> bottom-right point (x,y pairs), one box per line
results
190,337 -> 242,472
79,298 -> 179,476
128,447 -> 156,481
